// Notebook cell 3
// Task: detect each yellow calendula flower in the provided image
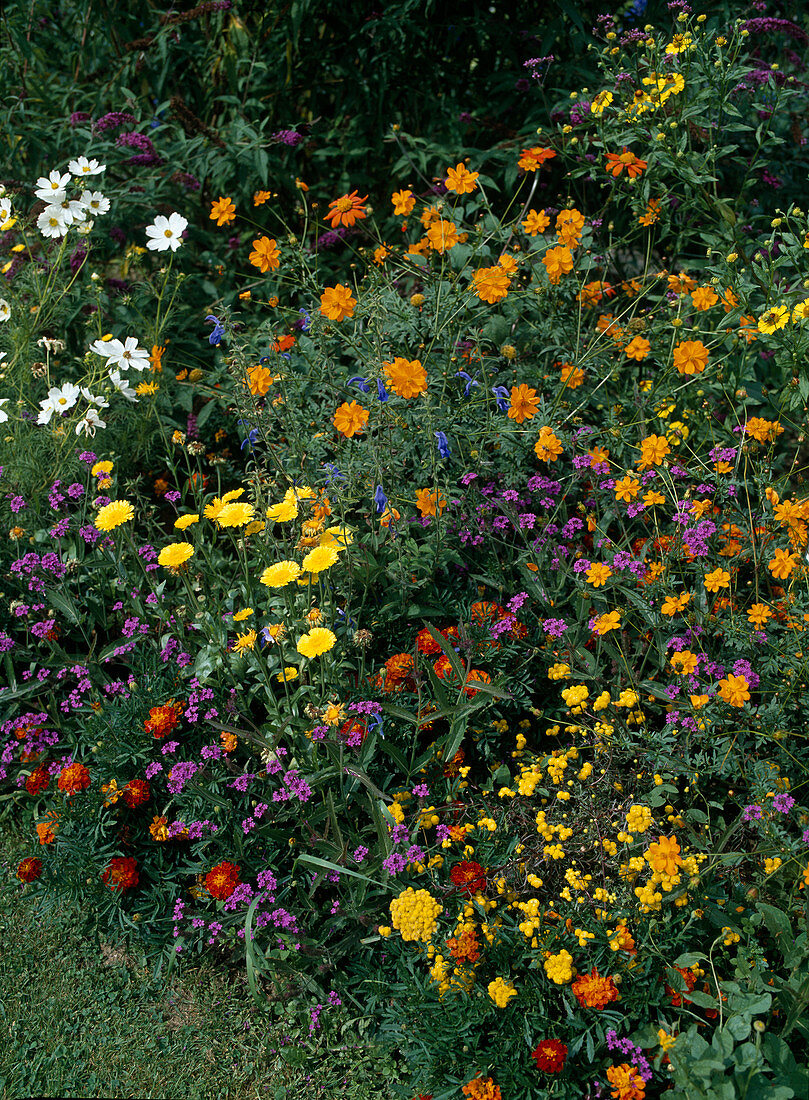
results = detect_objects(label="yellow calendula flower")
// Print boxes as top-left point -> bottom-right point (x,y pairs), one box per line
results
95,500 -> 134,532
174,513 -> 200,530
260,560 -> 301,587
158,542 -> 194,569
296,627 -> 337,659
301,544 -> 339,574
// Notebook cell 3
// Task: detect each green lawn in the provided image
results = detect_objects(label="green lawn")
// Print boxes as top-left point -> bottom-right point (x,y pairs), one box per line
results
0,823 -> 401,1100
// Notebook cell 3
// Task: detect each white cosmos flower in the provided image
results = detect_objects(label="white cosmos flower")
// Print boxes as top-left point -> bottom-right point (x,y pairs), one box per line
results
35,170 -> 71,203
79,190 -> 110,216
68,157 -> 106,178
52,198 -> 86,226
90,336 -> 150,372
145,212 -> 188,253
108,369 -> 138,402
37,206 -> 69,239
0,299 -> 10,322
75,407 -> 107,436
37,382 -> 81,425
0,398 -> 8,424
80,386 -> 109,409
0,200 -> 12,225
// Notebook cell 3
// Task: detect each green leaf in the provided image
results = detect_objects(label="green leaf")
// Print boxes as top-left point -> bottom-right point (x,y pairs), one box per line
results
296,854 -> 384,887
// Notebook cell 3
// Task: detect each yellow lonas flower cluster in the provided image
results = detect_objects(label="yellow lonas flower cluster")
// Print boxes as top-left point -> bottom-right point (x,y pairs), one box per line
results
389,887 -> 442,942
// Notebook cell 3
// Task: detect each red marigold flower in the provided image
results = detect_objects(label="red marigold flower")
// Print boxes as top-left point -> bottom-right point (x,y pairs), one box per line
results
338,718 -> 369,746
122,779 -> 151,809
464,669 -> 491,697
531,1038 -> 568,1073
450,860 -> 486,897
144,700 -> 183,739
17,856 -> 43,883
383,652 -> 415,687
102,855 -> 139,893
415,626 -> 443,655
25,764 -> 50,796
571,967 -> 620,1009
57,761 -> 91,795
665,965 -> 696,1007
205,860 -> 242,900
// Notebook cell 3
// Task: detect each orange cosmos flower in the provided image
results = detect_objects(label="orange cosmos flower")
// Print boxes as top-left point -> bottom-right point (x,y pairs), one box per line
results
472,265 -> 510,303
670,649 -> 698,675
518,146 -> 556,172
253,190 -> 271,206
556,208 -> 585,247
605,148 -> 647,178
571,968 -> 619,1009
249,236 -> 280,273
445,163 -> 479,194
588,445 -> 609,466
625,335 -> 651,360
703,567 -> 730,592
415,488 -> 446,517
391,189 -> 415,216
614,475 -> 640,502
747,602 -> 772,627
507,384 -> 540,423
426,219 -> 459,252
745,417 -> 783,444
247,365 -> 275,396
717,674 -> 750,707
210,196 -> 236,226
320,284 -> 357,322
149,345 -> 165,372
769,548 -> 798,579
586,563 -> 612,587
672,339 -> 709,375
522,209 -> 550,236
638,199 -> 661,226
637,434 -> 670,470
560,362 -> 585,388
534,426 -> 563,462
661,593 -> 690,616
383,357 -> 427,398
333,401 -> 369,438
691,286 -> 718,311
644,835 -> 682,875
325,190 -> 368,228
593,610 -> 621,635
542,245 -> 574,284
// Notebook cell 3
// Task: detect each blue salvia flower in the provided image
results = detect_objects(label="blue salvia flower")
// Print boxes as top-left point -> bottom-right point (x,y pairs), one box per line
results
298,307 -> 311,332
377,379 -> 389,403
435,431 -> 451,459
374,485 -> 388,513
492,385 -> 510,412
205,315 -> 225,346
322,463 -> 346,485
456,370 -> 479,396
347,375 -> 371,393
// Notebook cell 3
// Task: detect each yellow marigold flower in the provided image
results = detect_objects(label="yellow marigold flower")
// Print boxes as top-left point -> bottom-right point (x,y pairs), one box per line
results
487,976 -> 517,1008
391,189 -> 415,216
758,305 -> 789,334
210,196 -> 236,226
586,563 -> 613,587
174,513 -> 200,530
95,500 -> 134,532
204,489 -> 244,522
507,383 -> 540,423
389,886 -> 442,942
445,163 -> 479,194
158,542 -> 194,569
260,560 -> 301,588
383,357 -> 427,398
91,460 -> 113,477
296,627 -> 337,659
233,608 -> 253,622
543,948 -> 574,984
426,219 -> 459,252
703,567 -> 730,592
301,544 -> 339,574
769,548 -> 798,580
248,236 -> 280,273
637,434 -> 670,470
266,500 -> 299,522
717,673 -> 750,707
320,284 -> 357,322
522,209 -> 550,236
215,502 -> 255,528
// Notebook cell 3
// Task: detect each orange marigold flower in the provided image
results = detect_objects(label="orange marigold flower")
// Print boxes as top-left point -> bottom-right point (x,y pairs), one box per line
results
145,701 -> 183,740
606,1062 -> 646,1100
531,1039 -> 568,1073
462,1077 -> 502,1100
383,357 -> 428,399
518,146 -> 556,172
717,673 -> 750,707
625,335 -> 651,361
426,219 -> 459,252
58,761 -> 91,795
333,400 -> 369,438
210,196 -> 236,226
249,236 -> 280,273
672,339 -> 709,375
522,209 -> 550,236
542,245 -> 574,284
534,426 -> 563,462
384,652 -> 415,687
572,968 -> 619,1009
472,265 -> 510,304
25,764 -> 50,796
325,190 -> 368,228
507,383 -> 540,423
415,488 -> 446,517
605,148 -> 647,178
102,856 -> 139,893
445,163 -> 479,194
637,434 -> 670,470
205,860 -> 241,900
691,286 -> 718,311
123,779 -> 151,809
391,189 -> 415,216
769,548 -> 798,580
36,812 -> 59,845
320,284 -> 357,322
645,835 -> 682,876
